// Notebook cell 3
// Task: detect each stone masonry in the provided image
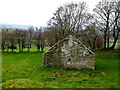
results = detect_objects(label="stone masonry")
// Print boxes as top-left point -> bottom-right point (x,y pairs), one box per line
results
43,35 -> 95,69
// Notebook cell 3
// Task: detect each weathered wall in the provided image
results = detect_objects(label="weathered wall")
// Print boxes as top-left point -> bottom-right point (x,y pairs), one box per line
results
44,37 -> 95,69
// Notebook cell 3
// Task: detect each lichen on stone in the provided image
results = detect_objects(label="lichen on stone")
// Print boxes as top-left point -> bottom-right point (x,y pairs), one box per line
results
43,35 -> 95,69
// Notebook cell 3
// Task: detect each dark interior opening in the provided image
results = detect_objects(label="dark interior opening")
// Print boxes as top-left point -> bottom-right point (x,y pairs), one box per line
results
68,58 -> 71,61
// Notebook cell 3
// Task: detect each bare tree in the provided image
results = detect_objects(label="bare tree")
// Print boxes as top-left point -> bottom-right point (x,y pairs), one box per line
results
27,26 -> 34,52
34,27 -> 41,52
2,29 -> 9,51
7,30 -> 17,52
80,22 -> 104,49
33,27 -> 45,52
110,1 -> 120,49
20,30 -> 28,52
40,31 -> 45,52
47,2 -> 93,42
14,29 -> 22,52
45,27 -> 60,46
94,0 -> 114,49
94,0 -> 120,49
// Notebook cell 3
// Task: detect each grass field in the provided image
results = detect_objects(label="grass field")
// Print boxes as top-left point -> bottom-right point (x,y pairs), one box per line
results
1,49 -> 119,88
109,42 -> 120,49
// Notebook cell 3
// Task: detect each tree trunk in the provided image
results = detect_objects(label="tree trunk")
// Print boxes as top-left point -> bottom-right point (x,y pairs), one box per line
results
12,49 -> 13,52
106,14 -> 110,49
30,44 -> 32,48
110,29 -> 120,49
110,38 -> 118,49
41,48 -> 44,52
110,10 -> 120,49
41,45 -> 44,52
107,32 -> 110,48
28,48 -> 30,52
103,31 -> 107,49
18,42 -> 21,52
18,38 -> 21,52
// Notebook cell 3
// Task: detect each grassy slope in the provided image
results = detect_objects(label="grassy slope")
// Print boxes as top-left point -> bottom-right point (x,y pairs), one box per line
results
1,49 -> 119,88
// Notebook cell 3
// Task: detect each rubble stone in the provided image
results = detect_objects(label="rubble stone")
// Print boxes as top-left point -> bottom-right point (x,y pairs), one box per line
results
43,35 -> 95,69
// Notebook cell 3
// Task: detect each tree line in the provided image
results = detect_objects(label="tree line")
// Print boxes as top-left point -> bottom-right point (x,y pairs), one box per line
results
47,1 -> 120,49
2,27 -> 45,52
1,0 -> 120,52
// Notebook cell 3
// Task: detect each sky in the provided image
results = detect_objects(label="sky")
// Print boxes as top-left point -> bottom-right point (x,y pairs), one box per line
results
0,0 -> 101,27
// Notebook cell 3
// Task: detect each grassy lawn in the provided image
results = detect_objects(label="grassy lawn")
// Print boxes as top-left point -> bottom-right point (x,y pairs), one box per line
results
1,49 -> 119,88
109,42 -> 120,49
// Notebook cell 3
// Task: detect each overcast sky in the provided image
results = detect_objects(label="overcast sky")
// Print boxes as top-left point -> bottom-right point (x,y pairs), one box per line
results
0,0 -> 101,27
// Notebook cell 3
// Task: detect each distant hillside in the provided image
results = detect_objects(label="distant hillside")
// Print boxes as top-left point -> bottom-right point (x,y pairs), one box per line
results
0,23 -> 33,30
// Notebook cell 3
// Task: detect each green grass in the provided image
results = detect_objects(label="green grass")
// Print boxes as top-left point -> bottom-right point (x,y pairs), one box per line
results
1,49 -> 119,88
109,42 -> 120,49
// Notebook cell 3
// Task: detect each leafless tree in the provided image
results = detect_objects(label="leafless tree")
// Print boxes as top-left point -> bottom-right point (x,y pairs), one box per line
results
110,1 -> 120,49
27,26 -> 34,52
7,30 -> 17,52
47,2 -> 93,42
94,0 -> 120,49
14,29 -> 22,52
79,22 -> 104,49
20,30 -> 28,52
2,29 -> 9,51
33,27 -> 45,52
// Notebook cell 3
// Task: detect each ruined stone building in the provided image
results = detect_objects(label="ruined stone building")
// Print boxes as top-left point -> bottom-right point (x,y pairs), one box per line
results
43,35 -> 95,69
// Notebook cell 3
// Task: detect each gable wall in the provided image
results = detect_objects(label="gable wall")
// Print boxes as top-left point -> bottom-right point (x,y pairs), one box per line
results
44,37 -> 95,69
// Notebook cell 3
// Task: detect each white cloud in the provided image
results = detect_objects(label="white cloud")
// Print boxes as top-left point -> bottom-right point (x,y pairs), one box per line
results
0,0 -> 101,26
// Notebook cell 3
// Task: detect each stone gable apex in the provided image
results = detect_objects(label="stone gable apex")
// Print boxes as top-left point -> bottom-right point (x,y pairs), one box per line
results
45,35 -> 94,55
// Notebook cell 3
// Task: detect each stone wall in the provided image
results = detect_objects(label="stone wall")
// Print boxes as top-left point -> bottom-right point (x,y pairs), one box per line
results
43,37 -> 95,69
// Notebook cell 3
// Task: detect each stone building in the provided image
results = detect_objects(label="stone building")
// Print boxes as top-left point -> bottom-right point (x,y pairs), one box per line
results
43,35 -> 95,69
